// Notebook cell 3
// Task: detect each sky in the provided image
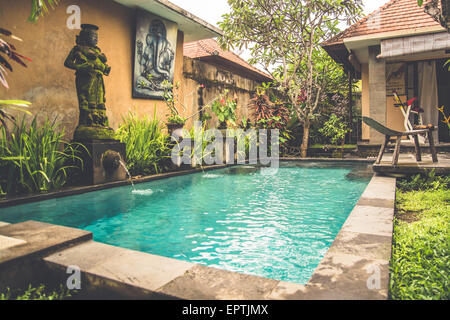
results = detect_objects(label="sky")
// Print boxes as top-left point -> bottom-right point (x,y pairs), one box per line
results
169,0 -> 392,27
168,0 -> 392,68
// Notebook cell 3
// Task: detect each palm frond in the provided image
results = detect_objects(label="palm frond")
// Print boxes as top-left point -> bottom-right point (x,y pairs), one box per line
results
28,0 -> 60,22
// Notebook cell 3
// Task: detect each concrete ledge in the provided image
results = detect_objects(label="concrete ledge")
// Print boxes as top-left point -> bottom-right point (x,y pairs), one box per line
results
43,240 -> 280,300
0,221 -> 92,265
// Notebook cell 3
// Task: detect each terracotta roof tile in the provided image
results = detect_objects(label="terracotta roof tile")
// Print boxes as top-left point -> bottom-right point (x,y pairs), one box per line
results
184,38 -> 273,80
324,0 -> 442,46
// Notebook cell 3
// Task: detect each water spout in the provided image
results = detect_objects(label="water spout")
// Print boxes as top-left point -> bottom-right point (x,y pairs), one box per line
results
119,160 -> 135,190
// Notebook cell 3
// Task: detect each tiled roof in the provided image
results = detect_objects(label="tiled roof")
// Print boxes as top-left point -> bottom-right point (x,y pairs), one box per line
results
323,0 -> 442,46
184,38 -> 273,80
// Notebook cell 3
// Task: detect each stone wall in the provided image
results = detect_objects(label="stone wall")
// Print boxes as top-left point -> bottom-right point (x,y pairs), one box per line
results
182,56 -> 266,128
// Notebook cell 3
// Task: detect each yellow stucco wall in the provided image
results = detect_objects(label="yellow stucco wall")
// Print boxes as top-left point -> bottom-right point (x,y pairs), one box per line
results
182,56 -> 264,129
386,95 -> 407,132
361,63 -> 408,141
0,0 -> 184,139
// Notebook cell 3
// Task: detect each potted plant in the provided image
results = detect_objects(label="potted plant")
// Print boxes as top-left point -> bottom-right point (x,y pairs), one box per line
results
162,80 -> 187,136
211,90 -> 237,131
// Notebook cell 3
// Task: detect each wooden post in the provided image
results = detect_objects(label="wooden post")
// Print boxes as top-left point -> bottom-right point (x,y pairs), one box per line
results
413,135 -> 422,162
392,136 -> 402,165
376,135 -> 390,164
428,129 -> 438,163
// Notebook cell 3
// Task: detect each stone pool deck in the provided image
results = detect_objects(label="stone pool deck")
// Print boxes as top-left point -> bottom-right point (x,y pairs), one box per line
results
0,174 -> 396,300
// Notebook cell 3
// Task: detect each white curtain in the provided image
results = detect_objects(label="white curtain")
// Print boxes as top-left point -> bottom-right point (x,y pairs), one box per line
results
418,61 -> 439,143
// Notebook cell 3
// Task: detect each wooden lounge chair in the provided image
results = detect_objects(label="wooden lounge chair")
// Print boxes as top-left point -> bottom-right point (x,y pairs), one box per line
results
362,116 -> 438,165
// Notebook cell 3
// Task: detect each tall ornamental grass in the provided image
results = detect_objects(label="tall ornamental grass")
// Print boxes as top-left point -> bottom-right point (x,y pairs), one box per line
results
0,117 -> 84,195
116,112 -> 172,176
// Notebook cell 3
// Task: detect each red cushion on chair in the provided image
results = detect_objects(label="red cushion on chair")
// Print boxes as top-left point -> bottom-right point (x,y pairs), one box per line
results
406,97 -> 417,106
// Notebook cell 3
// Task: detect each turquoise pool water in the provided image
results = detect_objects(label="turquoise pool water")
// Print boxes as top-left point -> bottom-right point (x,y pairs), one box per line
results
0,162 -> 371,284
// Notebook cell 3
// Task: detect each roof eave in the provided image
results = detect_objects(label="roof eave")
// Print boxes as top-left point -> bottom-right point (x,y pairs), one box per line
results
113,0 -> 223,42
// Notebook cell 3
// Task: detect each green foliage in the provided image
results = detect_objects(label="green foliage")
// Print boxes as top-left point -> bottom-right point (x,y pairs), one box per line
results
166,114 -> 186,126
161,80 -> 187,125
28,0 -> 59,22
318,114 -> 350,148
0,284 -> 73,300
0,100 -> 32,132
210,90 -> 237,128
397,170 -> 450,192
116,111 -> 172,176
219,0 -> 363,156
0,116 -> 85,195
0,29 -> 32,89
390,188 -> 450,300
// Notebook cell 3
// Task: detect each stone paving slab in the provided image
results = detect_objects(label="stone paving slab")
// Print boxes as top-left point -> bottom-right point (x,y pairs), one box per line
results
307,252 -> 390,297
358,175 -> 396,203
44,240 -> 195,294
157,265 -> 280,300
341,210 -> 394,237
0,235 -> 26,251
0,221 -> 92,265
326,230 -> 392,260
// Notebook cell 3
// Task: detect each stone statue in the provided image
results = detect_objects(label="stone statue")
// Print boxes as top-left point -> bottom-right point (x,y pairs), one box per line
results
64,24 -> 114,140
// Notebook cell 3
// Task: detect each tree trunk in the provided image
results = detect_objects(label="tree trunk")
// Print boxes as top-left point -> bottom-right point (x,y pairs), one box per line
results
300,119 -> 310,158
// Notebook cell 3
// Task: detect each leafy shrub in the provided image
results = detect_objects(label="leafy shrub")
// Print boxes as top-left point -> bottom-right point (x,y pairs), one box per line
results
0,117 -> 84,195
116,112 -> 172,176
318,114 -> 350,148
0,284 -> 73,300
211,90 -> 237,129
397,170 -> 450,192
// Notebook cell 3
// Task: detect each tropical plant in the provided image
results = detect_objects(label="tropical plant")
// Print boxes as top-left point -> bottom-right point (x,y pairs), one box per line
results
318,114 -> 351,150
0,28 -> 32,89
397,169 -> 450,192
239,116 -> 251,130
161,80 -> 187,126
0,100 -> 32,133
0,116 -> 85,195
0,27 -> 33,129
1,284 -> 73,300
437,105 -> 450,130
115,111 -> 172,176
219,0 -> 363,157
210,90 -> 237,129
28,0 -> 60,22
251,91 -> 290,130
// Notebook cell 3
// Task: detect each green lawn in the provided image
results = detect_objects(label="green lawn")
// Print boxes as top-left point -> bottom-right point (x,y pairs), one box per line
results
390,185 -> 450,300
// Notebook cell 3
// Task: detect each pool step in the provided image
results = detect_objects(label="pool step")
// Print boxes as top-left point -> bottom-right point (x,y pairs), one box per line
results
0,221 -> 92,290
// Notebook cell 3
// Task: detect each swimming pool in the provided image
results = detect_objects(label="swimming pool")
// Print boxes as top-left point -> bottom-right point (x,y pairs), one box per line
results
0,161 -> 371,285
